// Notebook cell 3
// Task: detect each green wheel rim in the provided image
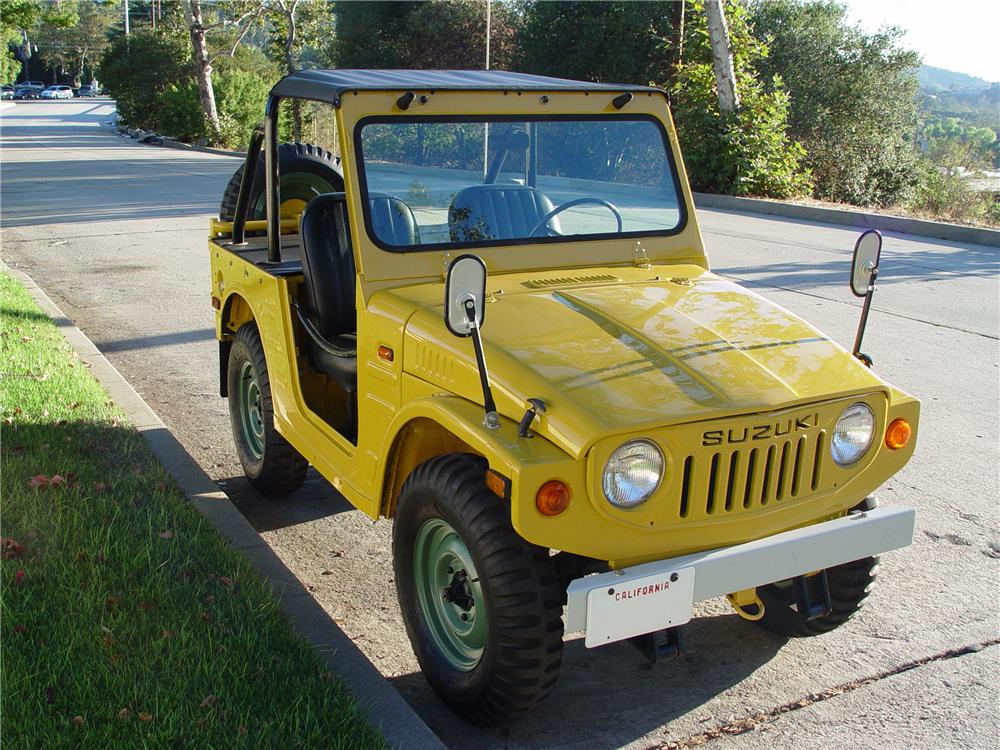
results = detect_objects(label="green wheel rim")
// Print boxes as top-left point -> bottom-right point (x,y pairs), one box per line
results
252,172 -> 337,219
413,518 -> 486,671
237,361 -> 264,460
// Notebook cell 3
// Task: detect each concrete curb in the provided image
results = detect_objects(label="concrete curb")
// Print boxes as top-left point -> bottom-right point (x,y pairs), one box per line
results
3,262 -> 444,750
694,191 -> 1000,246
159,138 -> 246,159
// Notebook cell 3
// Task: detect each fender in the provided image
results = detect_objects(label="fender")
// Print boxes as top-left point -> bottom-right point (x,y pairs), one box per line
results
375,394 -> 577,518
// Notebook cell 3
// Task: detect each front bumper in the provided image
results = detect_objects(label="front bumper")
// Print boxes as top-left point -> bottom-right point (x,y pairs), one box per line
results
566,504 -> 914,647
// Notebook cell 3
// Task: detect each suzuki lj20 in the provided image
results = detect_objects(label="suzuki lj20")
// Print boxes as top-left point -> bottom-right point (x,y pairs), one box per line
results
208,70 -> 918,724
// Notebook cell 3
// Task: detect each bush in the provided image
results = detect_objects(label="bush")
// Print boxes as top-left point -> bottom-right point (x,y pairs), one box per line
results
98,30 -> 192,131
157,68 -> 272,149
906,139 -> 999,225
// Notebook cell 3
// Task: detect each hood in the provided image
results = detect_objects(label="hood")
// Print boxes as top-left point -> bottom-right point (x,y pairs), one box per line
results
402,271 -> 885,457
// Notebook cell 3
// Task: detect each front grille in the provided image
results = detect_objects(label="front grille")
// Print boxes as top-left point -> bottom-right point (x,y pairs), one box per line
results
675,429 -> 827,520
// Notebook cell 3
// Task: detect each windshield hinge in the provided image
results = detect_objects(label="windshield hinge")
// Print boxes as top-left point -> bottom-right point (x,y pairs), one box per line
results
632,241 -> 651,269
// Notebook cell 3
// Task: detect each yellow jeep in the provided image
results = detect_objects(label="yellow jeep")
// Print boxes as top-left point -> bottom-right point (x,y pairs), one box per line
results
208,70 -> 918,723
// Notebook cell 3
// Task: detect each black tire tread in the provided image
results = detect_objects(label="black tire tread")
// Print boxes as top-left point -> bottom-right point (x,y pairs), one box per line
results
754,555 -> 879,637
394,454 -> 564,725
228,323 -> 308,497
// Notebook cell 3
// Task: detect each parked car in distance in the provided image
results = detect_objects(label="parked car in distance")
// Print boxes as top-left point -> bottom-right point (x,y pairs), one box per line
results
14,83 -> 43,99
41,85 -> 74,99
1,85 -> 13,100
76,85 -> 97,97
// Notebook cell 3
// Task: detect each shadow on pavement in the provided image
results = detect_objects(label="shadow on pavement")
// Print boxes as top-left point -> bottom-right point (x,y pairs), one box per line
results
1,112 -> 239,227
391,611 -> 786,749
225,470 -> 357,533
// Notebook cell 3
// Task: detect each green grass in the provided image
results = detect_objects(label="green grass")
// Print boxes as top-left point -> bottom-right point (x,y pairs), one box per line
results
0,273 -> 386,749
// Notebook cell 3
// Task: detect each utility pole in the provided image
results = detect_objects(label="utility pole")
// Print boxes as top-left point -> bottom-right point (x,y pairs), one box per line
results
124,0 -> 130,35
483,0 -> 491,179
705,0 -> 739,114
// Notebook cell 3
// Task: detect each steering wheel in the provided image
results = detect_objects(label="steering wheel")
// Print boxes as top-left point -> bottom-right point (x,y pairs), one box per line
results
529,198 -> 624,237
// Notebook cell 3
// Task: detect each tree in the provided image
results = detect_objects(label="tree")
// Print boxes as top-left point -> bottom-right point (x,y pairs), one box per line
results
516,1 -> 674,85
177,0 -> 264,144
35,0 -> 115,86
329,1 -> 423,69
404,0 -> 516,70
98,29 -> 191,130
264,0 -> 333,141
704,0 -> 739,113
750,0 -> 922,206
0,0 -> 77,83
671,0 -> 811,198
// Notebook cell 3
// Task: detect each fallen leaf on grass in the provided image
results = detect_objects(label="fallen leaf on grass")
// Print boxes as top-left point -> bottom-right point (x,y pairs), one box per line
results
12,625 -> 27,635
137,602 -> 152,612
105,597 -> 119,610
218,576 -> 232,587
29,475 -> 49,489
2,538 -> 27,559
20,336 -> 32,343
199,695 -> 218,709
200,612 -> 211,622
94,482 -> 107,493
158,530 -> 174,540
50,475 -> 65,488
160,629 -> 173,639
138,712 -> 153,723
71,716 -> 85,727
118,708 -> 130,720
14,570 -> 25,584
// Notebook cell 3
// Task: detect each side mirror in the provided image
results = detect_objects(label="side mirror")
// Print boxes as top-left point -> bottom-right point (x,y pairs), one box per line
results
444,254 -> 499,429
850,229 -> 882,298
444,254 -> 487,337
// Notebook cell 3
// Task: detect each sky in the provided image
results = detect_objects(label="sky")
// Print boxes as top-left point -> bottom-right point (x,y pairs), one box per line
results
839,0 -> 999,82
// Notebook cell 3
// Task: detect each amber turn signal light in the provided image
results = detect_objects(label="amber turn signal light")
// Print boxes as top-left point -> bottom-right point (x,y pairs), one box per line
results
536,480 -> 571,516
885,418 -> 911,449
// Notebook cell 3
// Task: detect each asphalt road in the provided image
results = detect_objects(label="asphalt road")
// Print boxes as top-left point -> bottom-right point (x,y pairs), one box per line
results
2,100 -> 998,750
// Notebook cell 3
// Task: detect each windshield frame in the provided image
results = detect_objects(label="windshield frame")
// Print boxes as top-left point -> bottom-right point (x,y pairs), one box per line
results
353,113 -> 688,254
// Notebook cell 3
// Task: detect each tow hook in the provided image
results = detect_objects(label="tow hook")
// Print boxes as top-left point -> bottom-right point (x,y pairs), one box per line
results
442,569 -> 475,611
628,625 -> 684,664
727,588 -> 765,621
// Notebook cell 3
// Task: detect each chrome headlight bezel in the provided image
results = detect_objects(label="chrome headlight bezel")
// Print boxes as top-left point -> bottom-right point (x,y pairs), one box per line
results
602,439 -> 665,509
830,402 -> 876,467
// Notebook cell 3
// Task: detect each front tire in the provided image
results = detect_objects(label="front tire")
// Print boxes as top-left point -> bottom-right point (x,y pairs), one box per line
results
227,322 -> 307,497
393,454 -> 564,725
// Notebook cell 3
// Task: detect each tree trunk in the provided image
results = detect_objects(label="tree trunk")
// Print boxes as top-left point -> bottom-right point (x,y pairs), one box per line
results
281,1 -> 302,141
182,0 -> 222,144
704,0 -> 739,114
667,0 -> 685,91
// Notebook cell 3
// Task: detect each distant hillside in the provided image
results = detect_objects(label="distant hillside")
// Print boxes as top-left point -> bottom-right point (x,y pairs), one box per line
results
918,65 -> 996,92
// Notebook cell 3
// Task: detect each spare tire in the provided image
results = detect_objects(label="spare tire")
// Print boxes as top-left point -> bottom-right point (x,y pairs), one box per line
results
219,142 -> 344,222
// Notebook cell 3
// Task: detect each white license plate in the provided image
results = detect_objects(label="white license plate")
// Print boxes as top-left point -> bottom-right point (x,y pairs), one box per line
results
584,567 -> 695,648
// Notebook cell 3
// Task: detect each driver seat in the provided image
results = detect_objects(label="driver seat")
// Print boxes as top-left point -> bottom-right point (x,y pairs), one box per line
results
297,193 -> 358,403
448,184 -> 559,241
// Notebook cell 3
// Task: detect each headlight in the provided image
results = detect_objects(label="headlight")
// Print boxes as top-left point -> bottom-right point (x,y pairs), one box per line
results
602,439 -> 664,508
831,403 -> 875,466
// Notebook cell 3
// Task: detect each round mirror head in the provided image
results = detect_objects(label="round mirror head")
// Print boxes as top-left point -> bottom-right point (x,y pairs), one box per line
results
851,229 -> 882,297
444,255 -> 487,337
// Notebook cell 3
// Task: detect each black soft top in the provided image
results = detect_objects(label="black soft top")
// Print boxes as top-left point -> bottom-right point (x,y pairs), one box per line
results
269,69 -> 662,106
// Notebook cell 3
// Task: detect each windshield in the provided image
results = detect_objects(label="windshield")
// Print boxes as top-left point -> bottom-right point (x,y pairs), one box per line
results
356,115 -> 684,251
